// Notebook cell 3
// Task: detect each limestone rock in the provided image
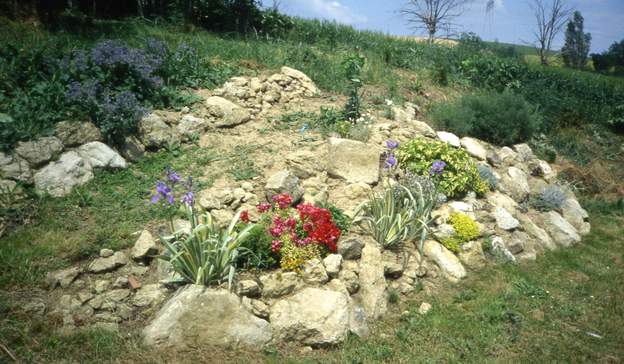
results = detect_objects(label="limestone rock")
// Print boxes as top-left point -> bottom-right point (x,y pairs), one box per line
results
302,258 -> 329,284
77,141 -> 127,169
542,211 -> 581,247
0,154 -> 32,183
513,143 -> 535,161
88,251 -> 128,273
237,280 -> 261,297
327,138 -> 380,185
323,254 -> 343,278
338,270 -> 360,294
493,207 -> 520,231
260,271 -> 301,298
177,115 -> 209,140
408,120 -> 437,138
357,238 -> 387,319
119,136 -> 145,162
499,167 -> 530,202
529,159 -> 556,181
132,230 -> 158,260
132,284 -> 169,307
418,302 -> 432,315
460,137 -> 487,160
139,113 -> 180,149
143,286 -> 271,348
436,131 -> 460,147
271,287 -> 361,346
46,266 -> 81,289
486,191 -> 518,212
518,214 -> 557,251
15,136 -> 63,167
458,240 -> 486,269
498,147 -> 518,165
423,240 -> 467,281
490,236 -> 516,262
55,121 -> 102,147
265,170 -> 304,203
281,66 -> 319,96
242,297 -> 270,319
286,150 -> 322,179
34,151 -> 93,197
561,198 -> 590,235
337,236 -> 365,260
205,96 -> 251,128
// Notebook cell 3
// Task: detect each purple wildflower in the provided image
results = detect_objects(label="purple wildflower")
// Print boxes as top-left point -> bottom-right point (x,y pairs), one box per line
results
151,181 -> 174,205
386,140 -> 399,150
166,168 -> 181,183
181,191 -> 194,207
384,153 -> 397,169
429,160 -> 447,176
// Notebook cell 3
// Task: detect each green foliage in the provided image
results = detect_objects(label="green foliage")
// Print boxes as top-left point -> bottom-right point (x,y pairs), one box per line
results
279,240 -> 322,272
342,53 -> 365,121
160,210 -> 253,287
441,212 -> 480,254
398,138 -> 488,198
237,224 -> 278,269
355,183 -> 434,250
561,11 -> 591,69
430,91 -> 541,146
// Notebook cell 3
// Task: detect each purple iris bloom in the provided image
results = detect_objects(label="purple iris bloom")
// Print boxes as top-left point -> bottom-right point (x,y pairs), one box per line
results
181,191 -> 194,207
384,153 -> 397,169
166,168 -> 181,183
429,160 -> 447,176
151,181 -> 174,205
386,140 -> 399,150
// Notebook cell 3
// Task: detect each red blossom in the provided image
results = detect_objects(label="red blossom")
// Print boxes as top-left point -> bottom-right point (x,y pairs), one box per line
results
257,202 -> 271,213
272,193 -> 293,209
240,210 -> 250,223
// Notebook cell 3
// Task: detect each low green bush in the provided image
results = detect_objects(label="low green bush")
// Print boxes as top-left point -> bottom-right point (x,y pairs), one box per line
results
430,91 -> 542,146
398,138 -> 488,198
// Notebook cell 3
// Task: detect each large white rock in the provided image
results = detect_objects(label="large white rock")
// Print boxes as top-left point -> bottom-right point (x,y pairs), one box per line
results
499,167 -> 530,202
561,198 -> 590,235
408,120 -> 437,138
143,286 -> 271,348
356,238 -> 387,319
436,131 -> 460,147
460,137 -> 487,160
271,287 -> 366,346
493,207 -> 520,231
423,240 -> 467,281
327,138 -> 380,185
518,214 -> 557,251
77,141 -> 127,169
542,211 -> 581,247
34,151 -> 93,197
205,96 -> 251,128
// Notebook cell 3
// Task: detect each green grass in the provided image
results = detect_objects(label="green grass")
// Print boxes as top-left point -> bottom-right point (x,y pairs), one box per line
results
0,145 -> 219,289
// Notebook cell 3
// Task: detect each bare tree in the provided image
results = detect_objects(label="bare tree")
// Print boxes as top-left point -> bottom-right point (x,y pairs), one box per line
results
401,0 -> 473,43
271,0 -> 282,11
530,0 -> 573,65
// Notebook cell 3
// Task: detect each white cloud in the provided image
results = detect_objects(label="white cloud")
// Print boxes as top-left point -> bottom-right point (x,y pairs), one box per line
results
290,0 -> 368,24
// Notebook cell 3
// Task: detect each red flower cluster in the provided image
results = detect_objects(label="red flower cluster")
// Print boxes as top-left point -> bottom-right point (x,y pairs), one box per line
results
272,193 -> 293,209
296,203 -> 341,252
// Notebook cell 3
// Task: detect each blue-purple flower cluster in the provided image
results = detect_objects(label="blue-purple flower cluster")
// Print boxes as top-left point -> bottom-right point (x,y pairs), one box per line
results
384,139 -> 399,169
429,160 -> 447,176
151,168 -> 194,208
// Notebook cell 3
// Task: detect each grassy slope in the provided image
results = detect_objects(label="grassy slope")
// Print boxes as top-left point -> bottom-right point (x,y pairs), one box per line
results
1,18 -> 623,363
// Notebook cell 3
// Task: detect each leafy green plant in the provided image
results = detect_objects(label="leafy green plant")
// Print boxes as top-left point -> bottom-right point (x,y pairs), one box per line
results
342,53 -> 365,121
355,183 -> 434,250
398,138 -> 488,198
237,224 -> 278,269
440,213 -> 480,254
430,91 -> 542,146
160,210 -> 253,287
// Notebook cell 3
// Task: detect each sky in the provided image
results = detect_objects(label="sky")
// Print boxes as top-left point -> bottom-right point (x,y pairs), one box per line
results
271,0 -> 624,53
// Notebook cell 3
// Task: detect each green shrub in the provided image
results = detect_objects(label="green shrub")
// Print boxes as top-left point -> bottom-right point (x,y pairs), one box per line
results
530,185 -> 567,212
237,224 -> 278,269
398,138 -> 488,198
441,212 -> 479,254
430,91 -> 542,146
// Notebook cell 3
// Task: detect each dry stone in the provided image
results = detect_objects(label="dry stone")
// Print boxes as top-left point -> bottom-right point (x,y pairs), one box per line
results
493,207 -> 520,231
88,251 -> 128,273
77,141 -> 127,169
302,258 -> 329,284
423,240 -> 467,281
0,154 -> 32,183
357,238 -> 387,319
205,96 -> 251,128
34,151 -> 93,197
337,236 -> 365,260
265,170 -> 304,203
323,254 -> 342,278
561,198 -> 590,235
541,211 -> 581,247
132,284 -> 168,307
143,286 -> 271,348
327,138 -> 380,185
260,271 -> 301,298
177,114 -> 209,140
46,266 -> 81,289
281,66 -> 319,96
460,137 -> 487,160
436,131 -> 460,147
55,121 -> 102,147
119,136 -> 145,162
15,136 -> 63,167
139,113 -> 180,149
132,230 -> 158,260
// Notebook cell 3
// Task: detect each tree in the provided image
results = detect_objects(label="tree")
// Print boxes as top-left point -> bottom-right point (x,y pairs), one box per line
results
561,11 -> 591,69
530,0 -> 573,66
401,0 -> 473,44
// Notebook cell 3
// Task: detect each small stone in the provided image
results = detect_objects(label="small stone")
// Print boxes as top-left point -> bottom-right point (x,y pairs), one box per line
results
498,147 -> 518,165
55,121 -> 102,147
128,276 -> 142,290
423,240 -> 467,281
132,230 -> 158,261
542,211 -> 581,247
260,272 -> 301,298
23,300 -> 46,315
132,284 -> 168,308
418,302 -> 432,315
242,297 -> 270,319
95,280 -> 111,294
323,254 -> 343,278
337,237 -> 365,260
384,262 -> 404,278
302,258 -> 329,284
237,280 -> 261,297
77,141 -> 127,169
95,312 -> 122,323
264,170 -> 304,204
112,277 -> 129,289
490,236 -> 516,262
46,266 -> 81,289
460,137 -> 487,160
15,136 -> 63,167
338,270 -> 359,294
78,292 -> 94,304
513,143 -> 535,161
88,251 -> 128,273
119,136 -> 145,162
493,207 -> 520,231
99,248 -> 114,258
326,138 -> 380,185
241,181 -> 254,192
436,131 -> 460,147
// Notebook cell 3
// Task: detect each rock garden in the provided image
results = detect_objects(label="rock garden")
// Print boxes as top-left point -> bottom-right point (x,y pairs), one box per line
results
1,66 -> 592,352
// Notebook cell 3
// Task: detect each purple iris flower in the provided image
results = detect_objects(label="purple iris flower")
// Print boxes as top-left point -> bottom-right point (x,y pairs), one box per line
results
151,181 -> 174,205
429,160 -> 447,176
181,191 -> 194,207
384,153 -> 397,169
166,168 -> 181,183
386,139 -> 399,150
